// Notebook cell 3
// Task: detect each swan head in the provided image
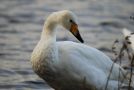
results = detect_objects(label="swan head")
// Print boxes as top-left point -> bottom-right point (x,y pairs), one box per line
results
46,10 -> 84,43
57,10 -> 84,43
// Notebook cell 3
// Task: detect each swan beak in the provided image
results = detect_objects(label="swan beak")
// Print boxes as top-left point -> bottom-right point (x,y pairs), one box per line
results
70,23 -> 84,43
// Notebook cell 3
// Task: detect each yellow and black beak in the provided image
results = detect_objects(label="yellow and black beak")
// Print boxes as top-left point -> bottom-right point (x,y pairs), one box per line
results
70,22 -> 84,43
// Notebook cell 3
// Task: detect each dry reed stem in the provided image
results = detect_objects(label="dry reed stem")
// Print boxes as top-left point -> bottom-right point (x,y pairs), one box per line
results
105,36 -> 134,90
128,55 -> 134,90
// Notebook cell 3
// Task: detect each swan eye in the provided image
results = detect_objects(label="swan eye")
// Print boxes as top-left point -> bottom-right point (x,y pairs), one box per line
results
70,19 -> 73,23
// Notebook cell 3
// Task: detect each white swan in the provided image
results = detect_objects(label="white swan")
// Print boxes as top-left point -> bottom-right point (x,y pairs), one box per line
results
122,28 -> 134,66
122,28 -> 134,52
31,10 -> 129,90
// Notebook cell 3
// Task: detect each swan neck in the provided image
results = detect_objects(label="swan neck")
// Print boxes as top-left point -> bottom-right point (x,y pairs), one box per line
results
41,27 -> 56,40
41,19 -> 57,41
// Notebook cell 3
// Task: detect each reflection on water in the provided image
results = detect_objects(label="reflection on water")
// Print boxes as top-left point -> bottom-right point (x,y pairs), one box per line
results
0,0 -> 134,89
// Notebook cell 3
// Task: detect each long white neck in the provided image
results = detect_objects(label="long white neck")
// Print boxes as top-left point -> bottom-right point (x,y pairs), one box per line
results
41,24 -> 56,43
38,13 -> 59,64
41,13 -> 58,42
31,17 -> 58,72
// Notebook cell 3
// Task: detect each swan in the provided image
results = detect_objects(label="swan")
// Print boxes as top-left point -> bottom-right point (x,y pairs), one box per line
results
31,10 -> 130,90
122,28 -> 134,66
122,28 -> 134,52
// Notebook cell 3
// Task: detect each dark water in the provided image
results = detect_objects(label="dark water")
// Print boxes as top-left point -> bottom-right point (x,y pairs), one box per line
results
0,0 -> 134,90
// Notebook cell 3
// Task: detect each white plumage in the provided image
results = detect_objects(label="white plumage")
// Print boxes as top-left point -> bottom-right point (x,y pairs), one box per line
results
122,28 -> 134,67
122,28 -> 134,52
31,10 -> 129,90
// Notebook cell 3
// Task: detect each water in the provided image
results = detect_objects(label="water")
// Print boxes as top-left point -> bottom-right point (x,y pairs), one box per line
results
0,0 -> 134,89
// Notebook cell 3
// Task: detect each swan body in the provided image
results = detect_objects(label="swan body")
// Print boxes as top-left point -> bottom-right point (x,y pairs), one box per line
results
31,10 -> 129,90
